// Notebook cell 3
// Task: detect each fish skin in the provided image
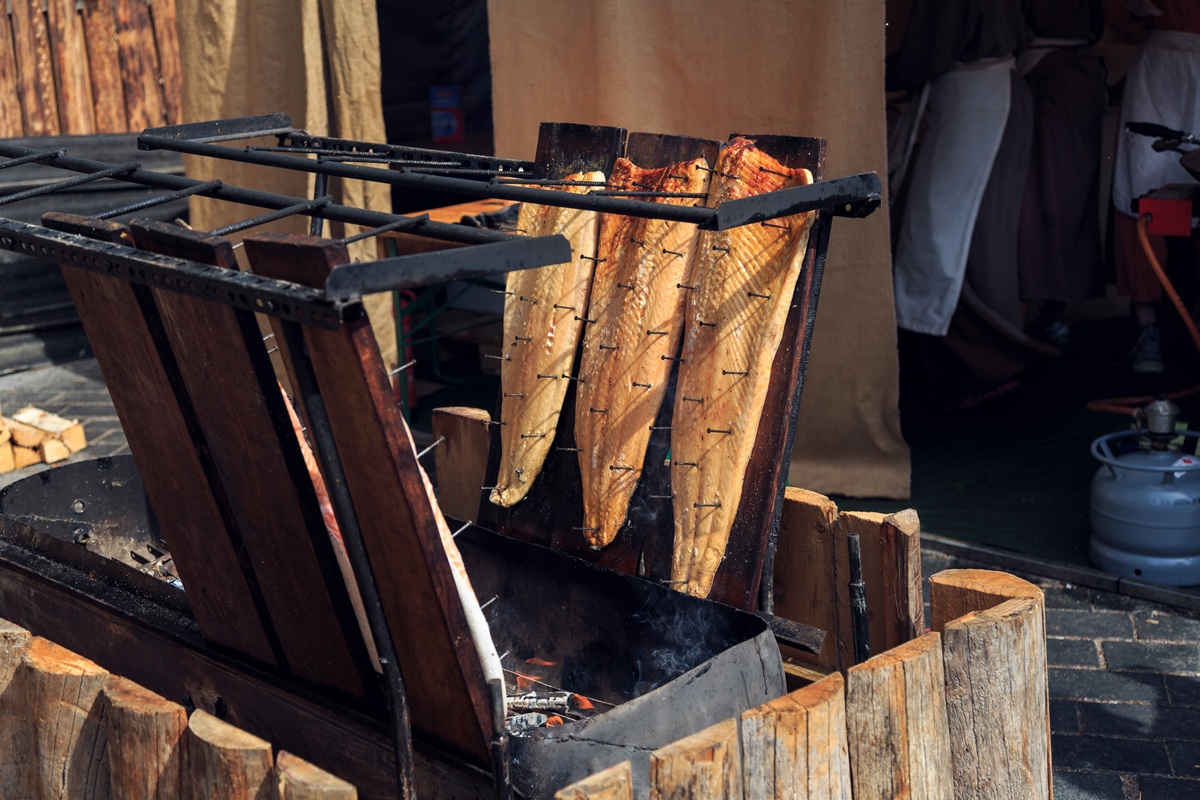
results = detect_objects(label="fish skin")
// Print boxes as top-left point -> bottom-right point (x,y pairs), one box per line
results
574,157 -> 711,548
670,138 -> 816,597
489,172 -> 604,508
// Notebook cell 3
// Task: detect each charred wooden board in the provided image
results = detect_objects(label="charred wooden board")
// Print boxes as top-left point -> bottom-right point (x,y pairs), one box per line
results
245,233 -> 496,767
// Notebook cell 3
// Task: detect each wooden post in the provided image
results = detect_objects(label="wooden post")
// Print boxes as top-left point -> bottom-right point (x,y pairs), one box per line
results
845,632 -> 953,800
554,760 -> 632,800
740,672 -> 851,799
0,637 -> 111,799
650,717 -> 741,800
930,569 -> 1051,800
773,487 -> 840,669
943,598 -> 1051,800
276,750 -> 358,799
0,619 -> 32,798
186,709 -> 275,800
104,676 -> 188,799
430,406 -> 492,523
881,508 -> 924,644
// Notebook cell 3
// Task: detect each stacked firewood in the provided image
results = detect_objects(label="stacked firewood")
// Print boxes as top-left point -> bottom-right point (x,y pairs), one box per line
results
0,406 -> 87,471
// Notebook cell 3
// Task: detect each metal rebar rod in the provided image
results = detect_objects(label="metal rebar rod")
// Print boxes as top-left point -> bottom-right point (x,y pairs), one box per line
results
338,213 -> 431,246
848,531 -> 870,665
309,169 -> 329,237
96,179 -> 224,219
0,162 -> 140,206
0,148 -> 66,170
210,196 -> 333,237
279,321 -> 417,799
589,190 -> 708,199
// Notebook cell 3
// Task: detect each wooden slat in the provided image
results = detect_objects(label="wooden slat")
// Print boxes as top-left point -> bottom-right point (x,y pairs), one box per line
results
276,750 -> 359,799
104,675 -> 188,799
740,672 -> 851,800
929,568 -> 1044,634
0,12 -> 24,137
45,0 -> 96,134
39,212 -> 279,667
9,0 -> 60,136
80,0 -> 129,132
245,233 -> 494,766
3,638 -> 111,798
943,598 -> 1051,800
773,487 -> 841,669
650,717 -> 741,800
431,406 -> 492,523
882,508 -> 924,644
114,0 -> 165,129
128,218 -> 375,701
186,709 -> 275,800
553,760 -> 632,800
845,633 -> 953,800
148,0 -> 182,123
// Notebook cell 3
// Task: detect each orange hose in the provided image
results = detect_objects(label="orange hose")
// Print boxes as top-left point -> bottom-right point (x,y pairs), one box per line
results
1086,214 -> 1200,417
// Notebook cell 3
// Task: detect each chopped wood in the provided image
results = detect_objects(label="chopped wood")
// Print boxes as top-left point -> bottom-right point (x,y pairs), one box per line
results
928,568 -> 1044,634
275,750 -> 358,799
13,405 -> 88,452
103,675 -> 188,799
942,597 -> 1051,800
186,709 -> 274,800
0,421 -> 11,446
0,637 -> 111,798
650,717 -> 741,799
0,618 -> 32,694
0,443 -> 14,473
554,759 -> 632,800
846,632 -> 953,800
4,415 -> 46,448
40,438 -> 71,464
12,444 -> 41,469
741,672 -> 851,800
431,406 -> 492,524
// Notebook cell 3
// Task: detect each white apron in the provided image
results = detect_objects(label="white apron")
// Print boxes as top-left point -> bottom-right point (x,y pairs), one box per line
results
1112,30 -> 1200,219
893,58 -> 1013,337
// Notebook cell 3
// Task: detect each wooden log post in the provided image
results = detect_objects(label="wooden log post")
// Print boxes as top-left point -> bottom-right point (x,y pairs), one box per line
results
930,570 -> 1051,800
276,750 -> 358,799
0,637 -> 111,799
845,632 -> 953,800
650,717 -> 741,800
740,672 -> 851,800
0,619 -> 32,797
103,676 -> 188,799
186,709 -> 275,800
430,406 -> 492,523
554,760 -> 632,800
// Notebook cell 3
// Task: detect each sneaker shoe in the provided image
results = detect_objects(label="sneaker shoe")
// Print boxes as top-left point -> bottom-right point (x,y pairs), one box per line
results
1029,319 -> 1071,349
1132,323 -> 1165,374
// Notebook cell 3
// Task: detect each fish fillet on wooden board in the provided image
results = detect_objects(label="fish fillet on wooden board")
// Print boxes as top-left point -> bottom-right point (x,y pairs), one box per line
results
574,156 -> 711,547
489,172 -> 604,508
670,138 -> 816,598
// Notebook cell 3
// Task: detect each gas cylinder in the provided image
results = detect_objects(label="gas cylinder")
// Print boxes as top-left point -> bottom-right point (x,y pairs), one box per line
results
1090,398 -> 1200,586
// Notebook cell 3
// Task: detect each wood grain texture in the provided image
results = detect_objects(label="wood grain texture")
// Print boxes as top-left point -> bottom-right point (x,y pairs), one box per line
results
40,212 -> 278,666
6,637 -> 111,799
553,760 -> 632,800
186,709 -> 274,800
80,0 -> 129,132
46,0 -> 97,134
943,598 -> 1051,800
846,632 -> 953,800
276,750 -> 358,799
114,0 -> 165,129
245,233 -> 493,766
0,13 -> 25,137
128,218 -> 375,701
148,0 -> 182,123
772,487 -> 841,669
741,672 -> 851,800
0,618 -> 32,797
431,406 -> 492,523
650,717 -> 741,800
929,569 -> 1044,634
10,0 -> 61,136
881,508 -> 924,646
103,675 -> 188,799
0,617 -> 31,691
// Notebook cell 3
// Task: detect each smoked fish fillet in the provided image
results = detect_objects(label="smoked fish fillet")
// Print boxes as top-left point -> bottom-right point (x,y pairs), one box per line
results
489,172 -> 604,508
574,156 -> 711,547
670,138 -> 816,597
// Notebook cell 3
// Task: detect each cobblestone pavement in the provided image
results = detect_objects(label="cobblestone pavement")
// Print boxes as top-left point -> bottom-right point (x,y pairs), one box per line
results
5,358 -> 1200,799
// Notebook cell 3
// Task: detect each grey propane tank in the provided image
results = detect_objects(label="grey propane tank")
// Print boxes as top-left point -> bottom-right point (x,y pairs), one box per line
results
1089,398 -> 1200,586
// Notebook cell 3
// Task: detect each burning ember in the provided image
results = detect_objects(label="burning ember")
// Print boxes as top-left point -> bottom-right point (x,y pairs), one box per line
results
502,656 -> 606,735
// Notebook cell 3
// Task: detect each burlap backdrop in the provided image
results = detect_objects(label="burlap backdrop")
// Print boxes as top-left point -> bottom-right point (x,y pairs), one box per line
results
488,0 -> 910,498
175,0 -> 397,369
